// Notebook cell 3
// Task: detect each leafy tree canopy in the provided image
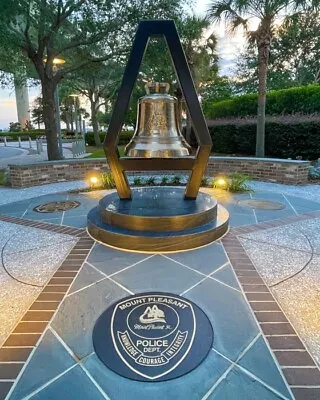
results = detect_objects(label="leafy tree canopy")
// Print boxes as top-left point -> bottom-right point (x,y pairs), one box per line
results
0,0 -> 188,158
235,11 -> 320,94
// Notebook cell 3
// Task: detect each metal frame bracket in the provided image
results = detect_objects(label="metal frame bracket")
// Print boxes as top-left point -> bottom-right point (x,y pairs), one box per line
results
103,20 -> 212,199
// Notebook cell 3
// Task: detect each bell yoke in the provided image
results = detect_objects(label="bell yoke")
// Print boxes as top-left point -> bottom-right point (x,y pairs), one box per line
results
87,19 -> 229,252
103,19 -> 212,200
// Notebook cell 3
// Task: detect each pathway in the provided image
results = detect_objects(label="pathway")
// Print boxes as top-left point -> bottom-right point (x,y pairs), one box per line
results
0,141 -> 88,169
0,182 -> 319,399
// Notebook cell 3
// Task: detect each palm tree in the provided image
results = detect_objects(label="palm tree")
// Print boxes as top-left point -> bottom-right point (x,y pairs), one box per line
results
207,0 -> 317,157
179,15 -> 219,142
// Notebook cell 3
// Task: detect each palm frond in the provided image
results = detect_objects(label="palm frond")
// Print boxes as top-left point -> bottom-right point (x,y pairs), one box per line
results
207,0 -> 248,33
229,15 -> 248,33
291,0 -> 320,12
207,1 -> 235,23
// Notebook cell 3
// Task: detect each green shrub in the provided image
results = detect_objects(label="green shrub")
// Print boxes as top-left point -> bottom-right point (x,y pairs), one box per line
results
309,160 -> 320,179
171,175 -> 181,185
145,176 -> 156,186
186,120 -> 320,159
201,177 -> 210,187
212,173 -> 251,192
85,131 -> 133,146
194,121 -> 319,160
0,171 -> 8,186
100,172 -> 115,189
0,130 -> 46,139
161,176 -> 169,185
0,129 -> 79,140
309,166 -> 320,179
133,177 -> 143,185
204,85 -> 320,119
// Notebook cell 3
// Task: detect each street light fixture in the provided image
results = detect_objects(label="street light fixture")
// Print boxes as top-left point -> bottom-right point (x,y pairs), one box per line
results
43,57 -> 65,157
43,57 -> 66,65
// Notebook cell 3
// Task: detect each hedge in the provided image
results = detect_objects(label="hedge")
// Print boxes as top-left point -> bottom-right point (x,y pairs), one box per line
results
186,121 -> 320,160
85,131 -> 133,146
0,130 -> 45,139
86,124 -> 320,159
0,130 -> 134,145
0,129 -> 75,140
4,123 -> 319,160
204,85 -> 320,119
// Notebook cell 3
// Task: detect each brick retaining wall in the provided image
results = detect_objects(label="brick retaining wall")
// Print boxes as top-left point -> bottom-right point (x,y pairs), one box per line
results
206,157 -> 310,185
8,157 -> 310,187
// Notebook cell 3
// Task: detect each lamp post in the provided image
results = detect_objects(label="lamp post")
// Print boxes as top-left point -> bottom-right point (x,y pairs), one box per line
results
43,57 -> 65,157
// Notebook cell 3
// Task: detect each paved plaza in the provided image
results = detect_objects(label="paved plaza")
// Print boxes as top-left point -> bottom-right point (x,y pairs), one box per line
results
0,141 -> 86,169
0,182 -> 319,399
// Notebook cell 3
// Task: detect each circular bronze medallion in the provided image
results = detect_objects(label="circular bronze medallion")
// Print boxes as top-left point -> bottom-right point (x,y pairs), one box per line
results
93,292 -> 213,382
238,199 -> 285,210
33,200 -> 80,213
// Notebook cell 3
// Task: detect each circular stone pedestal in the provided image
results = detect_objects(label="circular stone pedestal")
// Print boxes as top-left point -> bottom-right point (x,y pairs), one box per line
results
87,187 -> 229,252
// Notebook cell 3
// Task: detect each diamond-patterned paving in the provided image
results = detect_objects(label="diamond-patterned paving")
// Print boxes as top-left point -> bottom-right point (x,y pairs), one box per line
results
0,188 -> 320,399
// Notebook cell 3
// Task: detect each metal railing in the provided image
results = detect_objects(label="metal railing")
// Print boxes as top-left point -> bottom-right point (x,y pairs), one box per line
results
0,136 -> 87,157
71,139 -> 86,158
0,136 -> 45,154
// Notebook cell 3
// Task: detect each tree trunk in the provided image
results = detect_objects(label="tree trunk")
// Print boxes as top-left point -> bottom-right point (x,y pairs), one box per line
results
256,23 -> 271,158
256,49 -> 267,157
186,111 -> 192,144
90,100 -> 102,147
79,114 -> 82,134
71,109 -> 74,132
75,113 -> 80,134
65,111 -> 71,132
41,78 -> 61,160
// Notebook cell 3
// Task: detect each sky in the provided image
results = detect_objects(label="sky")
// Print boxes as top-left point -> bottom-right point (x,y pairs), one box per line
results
0,0 -> 247,130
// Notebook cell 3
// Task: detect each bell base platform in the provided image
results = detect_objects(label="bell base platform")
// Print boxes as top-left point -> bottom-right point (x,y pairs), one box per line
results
98,187 -> 218,231
87,187 -> 229,252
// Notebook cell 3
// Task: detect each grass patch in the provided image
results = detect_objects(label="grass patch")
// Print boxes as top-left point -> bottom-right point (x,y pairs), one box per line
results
100,172 -> 115,189
0,172 -> 5,185
86,146 -> 125,158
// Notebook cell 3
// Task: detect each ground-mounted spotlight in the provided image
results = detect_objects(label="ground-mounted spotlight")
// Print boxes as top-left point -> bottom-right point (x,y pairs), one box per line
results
217,178 -> 227,187
212,177 -> 228,189
88,175 -> 100,189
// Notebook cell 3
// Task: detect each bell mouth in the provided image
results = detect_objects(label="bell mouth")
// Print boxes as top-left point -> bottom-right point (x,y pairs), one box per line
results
124,137 -> 191,158
125,149 -> 190,158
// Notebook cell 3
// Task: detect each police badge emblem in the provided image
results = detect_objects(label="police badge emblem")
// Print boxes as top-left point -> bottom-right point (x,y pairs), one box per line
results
93,292 -> 213,381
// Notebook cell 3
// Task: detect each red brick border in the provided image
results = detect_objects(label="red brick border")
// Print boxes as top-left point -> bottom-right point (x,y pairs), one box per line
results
222,210 -> 320,400
0,216 -> 94,399
0,215 -> 87,238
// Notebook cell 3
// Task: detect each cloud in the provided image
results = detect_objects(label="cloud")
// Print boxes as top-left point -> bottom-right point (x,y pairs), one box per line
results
2,98 -> 16,107
0,80 -> 40,129
0,90 -> 18,129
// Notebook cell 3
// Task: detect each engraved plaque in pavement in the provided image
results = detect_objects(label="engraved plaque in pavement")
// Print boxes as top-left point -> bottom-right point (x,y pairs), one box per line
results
93,292 -> 213,381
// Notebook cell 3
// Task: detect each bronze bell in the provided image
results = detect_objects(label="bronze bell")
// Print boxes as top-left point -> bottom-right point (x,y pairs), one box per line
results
125,82 -> 191,157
